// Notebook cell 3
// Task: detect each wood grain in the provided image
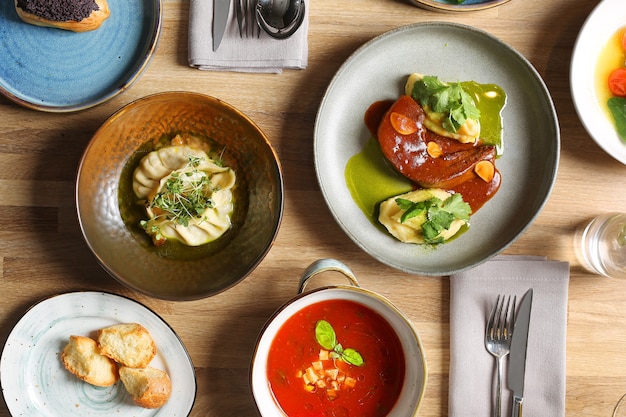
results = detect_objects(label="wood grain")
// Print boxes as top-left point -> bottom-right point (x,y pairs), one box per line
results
2,0 -> 626,416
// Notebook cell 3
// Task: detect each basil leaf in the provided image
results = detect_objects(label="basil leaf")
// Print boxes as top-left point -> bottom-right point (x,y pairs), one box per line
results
342,348 -> 364,367
442,193 -> 472,220
315,320 -> 337,350
410,76 -> 480,134
608,97 -> 626,142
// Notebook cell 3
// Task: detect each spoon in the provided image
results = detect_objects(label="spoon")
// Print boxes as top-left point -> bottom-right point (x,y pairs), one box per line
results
255,0 -> 305,39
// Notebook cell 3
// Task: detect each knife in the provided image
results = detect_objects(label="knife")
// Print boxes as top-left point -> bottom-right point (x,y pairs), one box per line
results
508,288 -> 533,417
213,0 -> 230,51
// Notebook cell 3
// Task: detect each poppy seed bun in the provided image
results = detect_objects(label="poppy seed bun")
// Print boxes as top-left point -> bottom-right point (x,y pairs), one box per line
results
14,0 -> 110,32
119,366 -> 172,409
97,323 -> 157,368
61,335 -> 119,387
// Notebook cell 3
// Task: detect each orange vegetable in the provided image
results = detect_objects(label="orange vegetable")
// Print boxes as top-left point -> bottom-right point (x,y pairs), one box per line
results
389,111 -> 418,135
608,68 -> 626,97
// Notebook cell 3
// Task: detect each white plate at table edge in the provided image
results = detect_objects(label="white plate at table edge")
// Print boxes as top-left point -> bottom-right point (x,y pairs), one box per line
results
0,291 -> 196,416
314,22 -> 560,276
570,0 -> 626,165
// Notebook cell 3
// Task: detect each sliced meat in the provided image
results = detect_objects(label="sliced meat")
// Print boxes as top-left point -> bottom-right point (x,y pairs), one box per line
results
376,95 -> 496,189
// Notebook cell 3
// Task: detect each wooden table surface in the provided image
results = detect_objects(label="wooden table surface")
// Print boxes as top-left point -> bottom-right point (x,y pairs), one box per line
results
2,0 -> 626,415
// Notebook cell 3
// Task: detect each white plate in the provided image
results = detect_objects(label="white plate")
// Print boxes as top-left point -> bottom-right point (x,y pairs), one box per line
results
571,0 -> 626,165
0,292 -> 196,416
314,22 -> 560,276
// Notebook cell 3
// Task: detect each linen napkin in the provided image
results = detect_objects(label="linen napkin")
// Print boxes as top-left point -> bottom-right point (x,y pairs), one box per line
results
188,0 -> 308,73
449,255 -> 570,417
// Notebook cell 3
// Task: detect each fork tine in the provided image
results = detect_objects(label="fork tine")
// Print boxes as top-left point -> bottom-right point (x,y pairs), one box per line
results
236,0 -> 243,37
507,296 -> 516,339
498,295 -> 510,340
243,0 -> 249,37
255,0 -> 260,38
249,0 -> 256,38
486,294 -> 500,341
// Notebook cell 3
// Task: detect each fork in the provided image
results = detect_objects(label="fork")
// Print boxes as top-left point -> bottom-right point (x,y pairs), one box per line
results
236,0 -> 260,38
484,294 -> 516,417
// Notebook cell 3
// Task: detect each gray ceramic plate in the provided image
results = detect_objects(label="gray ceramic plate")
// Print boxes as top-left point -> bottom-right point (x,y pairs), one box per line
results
0,292 -> 196,416
314,22 -> 559,276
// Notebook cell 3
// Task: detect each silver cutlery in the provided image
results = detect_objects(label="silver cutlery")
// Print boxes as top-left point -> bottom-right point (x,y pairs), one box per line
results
256,0 -> 305,39
508,288 -> 533,417
213,0 -> 231,51
237,0 -> 260,38
485,294 -> 516,417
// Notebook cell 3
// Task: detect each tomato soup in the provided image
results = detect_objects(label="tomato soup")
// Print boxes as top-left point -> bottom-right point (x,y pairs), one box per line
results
266,299 -> 405,417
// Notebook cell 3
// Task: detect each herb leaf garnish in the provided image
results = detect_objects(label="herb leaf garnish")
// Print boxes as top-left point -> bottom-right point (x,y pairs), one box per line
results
147,156 -> 216,227
411,75 -> 480,133
395,193 -> 471,244
608,97 -> 626,142
315,320 -> 364,367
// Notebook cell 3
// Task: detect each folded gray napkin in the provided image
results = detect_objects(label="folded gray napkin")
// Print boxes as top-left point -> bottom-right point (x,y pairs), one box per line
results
449,255 -> 570,417
188,0 -> 308,73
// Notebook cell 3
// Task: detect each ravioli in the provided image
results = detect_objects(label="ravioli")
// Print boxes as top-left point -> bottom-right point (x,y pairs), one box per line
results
405,73 -> 481,144
379,189 -> 468,244
132,142 -> 236,247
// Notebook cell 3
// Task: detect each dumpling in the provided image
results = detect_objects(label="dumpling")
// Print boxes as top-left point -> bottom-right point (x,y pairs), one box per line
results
379,188 -> 468,244
133,144 -> 236,247
133,145 -> 229,199
147,188 -> 234,247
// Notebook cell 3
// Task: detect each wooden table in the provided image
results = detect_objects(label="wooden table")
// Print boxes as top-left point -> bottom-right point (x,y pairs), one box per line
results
1,0 -> 626,415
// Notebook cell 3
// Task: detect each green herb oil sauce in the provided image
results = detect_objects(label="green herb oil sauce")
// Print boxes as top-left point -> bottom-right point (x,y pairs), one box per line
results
345,82 -> 506,225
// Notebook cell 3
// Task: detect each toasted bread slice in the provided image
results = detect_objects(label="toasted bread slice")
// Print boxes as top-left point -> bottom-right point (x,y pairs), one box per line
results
97,323 -> 157,368
119,366 -> 172,409
61,335 -> 119,387
15,0 -> 110,32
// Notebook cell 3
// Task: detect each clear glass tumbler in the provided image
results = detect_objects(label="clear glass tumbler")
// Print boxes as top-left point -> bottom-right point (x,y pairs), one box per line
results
577,213 -> 626,279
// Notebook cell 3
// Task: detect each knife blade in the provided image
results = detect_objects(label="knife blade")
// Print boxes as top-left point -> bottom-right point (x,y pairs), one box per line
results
213,0 -> 230,51
507,288 -> 533,417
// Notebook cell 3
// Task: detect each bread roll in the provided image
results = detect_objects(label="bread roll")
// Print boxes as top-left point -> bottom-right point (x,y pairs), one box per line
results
61,335 -> 119,387
14,0 -> 110,32
97,323 -> 157,368
119,366 -> 172,409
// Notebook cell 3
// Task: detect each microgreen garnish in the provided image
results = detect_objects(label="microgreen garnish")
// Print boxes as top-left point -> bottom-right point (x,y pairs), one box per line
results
395,193 -> 471,244
315,320 -> 364,367
411,75 -> 480,133
146,156 -> 217,227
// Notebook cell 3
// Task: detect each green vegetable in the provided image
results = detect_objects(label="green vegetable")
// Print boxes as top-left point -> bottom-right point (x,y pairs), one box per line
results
147,156 -> 216,227
608,97 -> 626,142
315,320 -> 364,367
395,193 -> 471,244
411,75 -> 480,133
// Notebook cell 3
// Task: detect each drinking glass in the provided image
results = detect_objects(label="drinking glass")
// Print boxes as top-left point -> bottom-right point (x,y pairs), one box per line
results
576,213 -> 626,279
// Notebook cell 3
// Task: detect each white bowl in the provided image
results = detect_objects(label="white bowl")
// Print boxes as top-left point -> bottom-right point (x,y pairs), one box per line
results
571,0 -> 626,165
250,259 -> 427,417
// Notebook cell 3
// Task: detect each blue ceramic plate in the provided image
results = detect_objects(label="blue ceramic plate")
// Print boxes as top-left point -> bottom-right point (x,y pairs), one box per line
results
0,292 -> 196,416
0,0 -> 161,112
409,0 -> 511,12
